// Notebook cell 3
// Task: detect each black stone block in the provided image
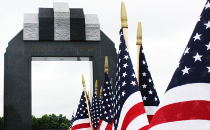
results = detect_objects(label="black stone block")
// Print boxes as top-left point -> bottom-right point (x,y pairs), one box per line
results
70,8 -> 85,41
39,8 -> 54,41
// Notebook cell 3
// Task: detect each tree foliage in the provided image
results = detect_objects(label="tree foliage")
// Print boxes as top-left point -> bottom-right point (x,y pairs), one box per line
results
0,114 -> 70,130
32,114 -> 71,130
0,117 -> 3,130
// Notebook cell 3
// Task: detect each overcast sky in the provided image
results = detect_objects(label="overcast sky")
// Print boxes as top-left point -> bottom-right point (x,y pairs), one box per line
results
0,0 -> 207,119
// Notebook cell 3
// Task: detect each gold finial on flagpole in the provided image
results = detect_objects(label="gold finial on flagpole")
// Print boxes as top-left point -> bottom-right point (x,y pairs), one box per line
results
100,86 -> 103,99
104,56 -> 109,73
82,74 -> 86,87
95,80 -> 98,95
73,110 -> 74,115
81,74 -> 93,130
136,22 -> 142,85
121,2 -> 129,50
88,91 -> 90,100
136,22 -> 142,45
121,2 -> 128,28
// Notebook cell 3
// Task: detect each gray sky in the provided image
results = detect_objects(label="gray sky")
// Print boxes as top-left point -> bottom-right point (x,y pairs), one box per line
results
0,0 -> 207,119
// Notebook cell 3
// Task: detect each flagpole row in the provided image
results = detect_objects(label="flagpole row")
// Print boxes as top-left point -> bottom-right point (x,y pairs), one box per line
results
136,22 -> 142,85
121,2 -> 129,51
82,74 -> 93,130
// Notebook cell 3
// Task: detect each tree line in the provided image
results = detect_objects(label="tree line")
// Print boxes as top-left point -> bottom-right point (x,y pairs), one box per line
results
0,114 -> 71,130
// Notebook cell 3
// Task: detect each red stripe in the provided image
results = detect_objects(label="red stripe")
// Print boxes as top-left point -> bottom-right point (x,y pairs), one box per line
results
71,123 -> 90,130
97,119 -> 103,130
105,123 -> 112,130
97,119 -> 113,130
147,115 -> 154,124
139,125 -> 149,130
149,100 -> 210,128
121,102 -> 146,130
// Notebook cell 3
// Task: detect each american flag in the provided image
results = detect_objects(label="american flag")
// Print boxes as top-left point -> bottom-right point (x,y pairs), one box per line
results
90,91 -> 100,130
97,73 -> 114,130
149,1 -> 210,129
71,91 -> 91,130
139,45 -> 160,123
113,29 -> 149,130
69,113 -> 75,130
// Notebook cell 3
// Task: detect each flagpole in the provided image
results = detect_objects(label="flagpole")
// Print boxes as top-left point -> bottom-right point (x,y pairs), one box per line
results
121,2 -> 129,51
136,22 -> 142,85
82,74 -> 93,130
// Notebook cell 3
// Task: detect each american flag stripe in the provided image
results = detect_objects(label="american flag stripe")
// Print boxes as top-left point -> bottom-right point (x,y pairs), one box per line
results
71,118 -> 90,130
149,83 -> 210,129
158,83 -> 210,109
120,103 -> 146,129
116,92 -> 149,130
97,119 -> 112,130
145,106 -> 158,115
149,120 -> 210,130
126,113 -> 149,130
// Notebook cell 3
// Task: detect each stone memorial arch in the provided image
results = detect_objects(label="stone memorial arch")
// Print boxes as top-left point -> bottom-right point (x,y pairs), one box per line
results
4,3 -> 117,130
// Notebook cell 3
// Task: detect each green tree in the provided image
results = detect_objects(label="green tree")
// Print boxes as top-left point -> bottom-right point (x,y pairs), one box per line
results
0,117 -> 3,130
32,114 -> 70,129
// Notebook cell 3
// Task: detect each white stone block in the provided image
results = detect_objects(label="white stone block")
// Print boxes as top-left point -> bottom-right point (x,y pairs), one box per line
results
85,14 -> 100,41
53,2 -> 70,40
23,13 -> 39,40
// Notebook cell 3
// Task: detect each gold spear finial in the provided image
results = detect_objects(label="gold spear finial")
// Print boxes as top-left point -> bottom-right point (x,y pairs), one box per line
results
136,22 -> 142,45
88,91 -> 90,100
73,110 -> 74,115
82,74 -> 86,87
100,86 -> 103,99
104,56 -> 109,73
121,2 -> 128,28
95,80 -> 98,91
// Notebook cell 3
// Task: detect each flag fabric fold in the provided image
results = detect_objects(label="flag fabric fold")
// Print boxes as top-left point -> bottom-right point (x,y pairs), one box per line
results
138,45 -> 160,123
97,73 -> 114,130
69,113 -> 75,130
71,91 -> 91,130
149,0 -> 210,129
90,91 -> 100,130
113,29 -> 149,130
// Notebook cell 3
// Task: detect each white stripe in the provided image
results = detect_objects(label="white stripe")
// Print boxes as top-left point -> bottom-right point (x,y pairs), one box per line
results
145,106 -> 158,115
149,120 -> 210,130
117,91 -> 148,129
158,83 -> 210,110
127,113 -> 149,129
99,121 -> 108,130
112,123 -> 115,130
72,118 -> 90,127
79,128 -> 91,130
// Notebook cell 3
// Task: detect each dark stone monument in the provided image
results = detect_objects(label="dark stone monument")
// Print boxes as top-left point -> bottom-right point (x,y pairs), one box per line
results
4,3 -> 117,130
39,8 -> 54,41
70,8 -> 86,41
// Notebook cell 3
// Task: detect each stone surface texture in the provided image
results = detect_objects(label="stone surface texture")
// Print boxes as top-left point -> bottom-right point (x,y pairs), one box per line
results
85,14 -> 100,41
54,2 -> 70,40
39,8 -> 54,41
23,13 -> 39,40
70,8 -> 85,41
